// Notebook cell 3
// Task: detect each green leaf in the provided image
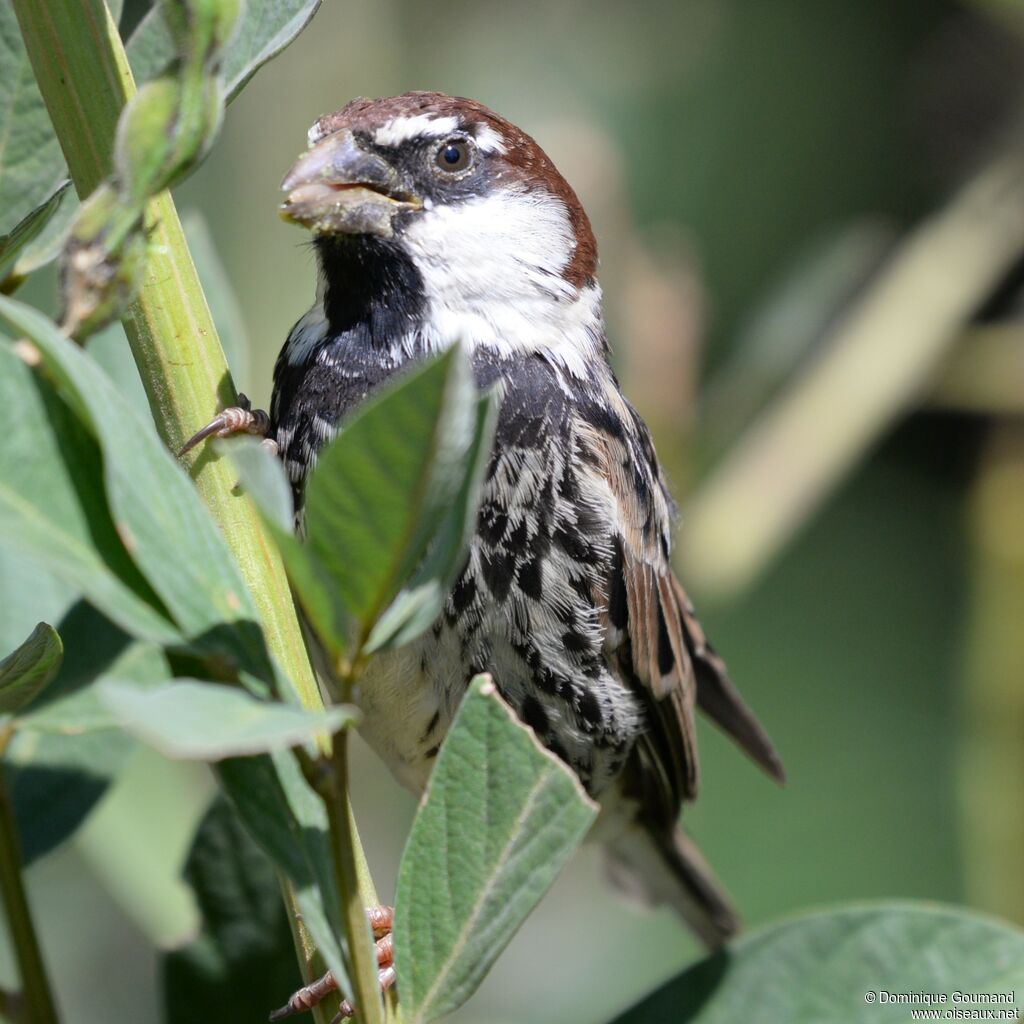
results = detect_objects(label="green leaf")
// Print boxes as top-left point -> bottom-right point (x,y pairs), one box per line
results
3,602 -> 170,864
393,675 -> 598,1024
163,797 -> 304,1024
86,321 -> 150,415
301,346 -> 478,655
19,637 -> 176,735
0,623 -> 63,715
73,745 -> 209,947
0,4 -> 68,242
224,436 -> 294,534
0,181 -> 69,286
9,182 -> 78,281
0,295 -> 273,686
367,391 -> 497,652
98,679 -> 357,760
217,751 -> 349,1000
127,0 -> 323,103
227,437 -> 353,665
6,725 -> 135,862
612,904 -> 1024,1024
0,547 -> 78,658
0,340 -> 182,646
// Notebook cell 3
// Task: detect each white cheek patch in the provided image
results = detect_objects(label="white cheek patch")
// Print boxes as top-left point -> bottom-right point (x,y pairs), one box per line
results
405,188 -> 574,304
374,114 -> 460,148
402,189 -> 603,378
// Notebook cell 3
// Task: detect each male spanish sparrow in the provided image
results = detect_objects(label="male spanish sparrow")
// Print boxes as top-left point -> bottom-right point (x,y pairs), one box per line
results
188,92 -> 783,1018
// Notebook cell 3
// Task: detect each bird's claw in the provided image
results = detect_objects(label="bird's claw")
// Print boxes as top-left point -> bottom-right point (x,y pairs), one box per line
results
178,393 -> 273,457
332,962 -> 396,1023
270,907 -> 395,1022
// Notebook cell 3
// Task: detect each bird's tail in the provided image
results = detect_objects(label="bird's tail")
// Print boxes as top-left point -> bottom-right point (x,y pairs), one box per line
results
605,822 -> 740,947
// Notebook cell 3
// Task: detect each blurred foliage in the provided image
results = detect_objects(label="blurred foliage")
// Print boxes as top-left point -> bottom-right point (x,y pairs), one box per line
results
163,797 -> 304,1023
2,0 -> 1024,1022
613,904 -> 1024,1023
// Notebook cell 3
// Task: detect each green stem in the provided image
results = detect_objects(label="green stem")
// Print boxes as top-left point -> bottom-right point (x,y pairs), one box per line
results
0,739 -> 59,1024
12,0 -> 318,707
13,1 -> 380,1018
959,425 -> 1024,925
321,732 -> 387,1024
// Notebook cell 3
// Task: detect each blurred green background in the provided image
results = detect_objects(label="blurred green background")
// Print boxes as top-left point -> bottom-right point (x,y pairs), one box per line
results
3,0 -> 1024,1021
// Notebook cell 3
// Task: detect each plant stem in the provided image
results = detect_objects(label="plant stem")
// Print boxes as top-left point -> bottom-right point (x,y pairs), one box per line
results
321,731 -> 387,1024
0,736 -> 59,1024
12,0 -> 319,711
14,1 -> 380,1018
959,425 -> 1024,925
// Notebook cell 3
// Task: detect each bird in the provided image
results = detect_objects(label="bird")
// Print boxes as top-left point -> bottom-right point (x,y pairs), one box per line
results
186,91 -> 783,1018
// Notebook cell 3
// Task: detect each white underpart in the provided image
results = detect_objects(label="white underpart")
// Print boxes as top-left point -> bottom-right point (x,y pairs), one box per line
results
373,113 -> 459,148
402,186 -> 603,379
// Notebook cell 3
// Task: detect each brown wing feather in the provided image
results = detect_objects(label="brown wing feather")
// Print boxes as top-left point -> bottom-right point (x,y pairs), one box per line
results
576,387 -> 784,821
575,402 -> 700,808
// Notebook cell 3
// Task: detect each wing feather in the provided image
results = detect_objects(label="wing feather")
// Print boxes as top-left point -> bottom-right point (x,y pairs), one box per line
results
575,384 -> 783,819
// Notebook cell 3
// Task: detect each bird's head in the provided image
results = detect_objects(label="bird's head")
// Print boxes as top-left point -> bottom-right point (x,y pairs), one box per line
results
280,92 -> 603,374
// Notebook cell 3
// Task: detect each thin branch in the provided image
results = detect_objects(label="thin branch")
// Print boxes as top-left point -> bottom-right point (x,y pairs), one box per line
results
682,152 -> 1024,599
0,735 -> 59,1024
323,733 -> 387,1024
12,1 -> 380,1019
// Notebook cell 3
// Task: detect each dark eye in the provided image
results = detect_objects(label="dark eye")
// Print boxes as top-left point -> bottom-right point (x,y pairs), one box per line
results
435,139 -> 472,173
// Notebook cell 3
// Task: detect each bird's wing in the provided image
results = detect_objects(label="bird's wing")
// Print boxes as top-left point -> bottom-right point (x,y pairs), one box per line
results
574,382 -> 783,821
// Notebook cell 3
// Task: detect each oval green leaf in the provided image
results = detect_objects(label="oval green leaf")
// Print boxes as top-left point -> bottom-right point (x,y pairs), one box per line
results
98,679 -> 358,760
302,345 -> 478,654
0,340 -> 182,647
612,903 -> 1024,1024
366,390 -> 497,653
0,295 -> 273,686
393,675 -> 598,1024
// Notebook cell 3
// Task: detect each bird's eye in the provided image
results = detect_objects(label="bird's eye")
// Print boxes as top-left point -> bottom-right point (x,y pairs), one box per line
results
435,139 -> 472,173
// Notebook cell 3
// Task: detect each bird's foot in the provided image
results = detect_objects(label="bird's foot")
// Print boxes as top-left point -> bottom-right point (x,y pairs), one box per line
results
178,393 -> 275,457
269,906 -> 395,1023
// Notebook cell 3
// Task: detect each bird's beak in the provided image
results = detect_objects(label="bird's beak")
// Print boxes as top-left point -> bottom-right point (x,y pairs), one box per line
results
280,130 -> 421,238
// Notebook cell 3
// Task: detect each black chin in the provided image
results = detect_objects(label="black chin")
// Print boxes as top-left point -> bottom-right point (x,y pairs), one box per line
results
315,234 -> 426,341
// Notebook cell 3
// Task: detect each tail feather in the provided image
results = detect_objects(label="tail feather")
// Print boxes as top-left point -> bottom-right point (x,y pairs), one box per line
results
693,651 -> 786,784
605,824 -> 740,948
672,577 -> 786,784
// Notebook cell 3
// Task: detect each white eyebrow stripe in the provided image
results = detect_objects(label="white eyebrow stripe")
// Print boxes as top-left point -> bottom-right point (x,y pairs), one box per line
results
373,113 -> 460,147
474,124 -> 507,154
